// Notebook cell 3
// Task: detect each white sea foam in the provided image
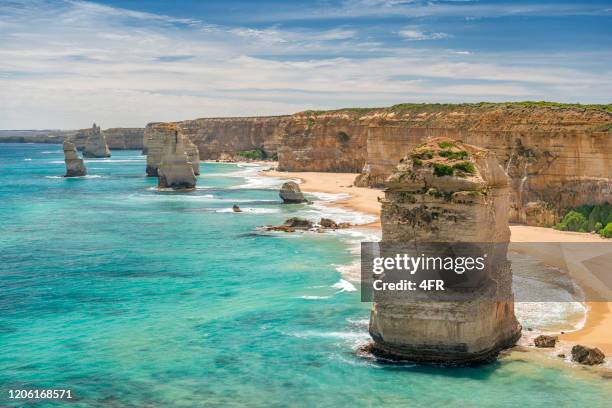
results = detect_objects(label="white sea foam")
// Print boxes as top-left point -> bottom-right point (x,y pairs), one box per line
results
332,279 -> 357,293
44,174 -> 105,179
41,150 -> 61,154
299,295 -> 331,300
24,158 -> 32,161
215,207 -> 280,214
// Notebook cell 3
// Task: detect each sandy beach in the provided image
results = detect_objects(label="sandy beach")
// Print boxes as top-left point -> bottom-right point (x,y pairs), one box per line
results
265,169 -> 612,355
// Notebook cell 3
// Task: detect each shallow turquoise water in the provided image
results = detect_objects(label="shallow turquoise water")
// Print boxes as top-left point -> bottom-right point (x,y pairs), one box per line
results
0,144 -> 610,407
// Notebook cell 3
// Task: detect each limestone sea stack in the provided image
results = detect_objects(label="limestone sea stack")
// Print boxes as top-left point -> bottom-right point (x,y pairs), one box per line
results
145,123 -> 199,176
82,123 -> 111,158
279,181 -> 306,203
63,140 -> 87,177
157,124 -> 197,190
369,137 -> 521,364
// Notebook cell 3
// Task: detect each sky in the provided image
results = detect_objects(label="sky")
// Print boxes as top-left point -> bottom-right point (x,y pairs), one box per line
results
0,0 -> 610,129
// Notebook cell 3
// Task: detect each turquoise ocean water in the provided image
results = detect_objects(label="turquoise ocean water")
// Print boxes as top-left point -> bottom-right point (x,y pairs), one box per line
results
0,143 -> 610,407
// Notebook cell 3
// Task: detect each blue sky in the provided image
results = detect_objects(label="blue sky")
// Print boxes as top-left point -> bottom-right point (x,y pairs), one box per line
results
0,0 -> 610,128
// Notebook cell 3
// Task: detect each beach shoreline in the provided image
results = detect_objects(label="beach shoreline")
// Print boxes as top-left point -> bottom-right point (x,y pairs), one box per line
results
262,168 -> 611,358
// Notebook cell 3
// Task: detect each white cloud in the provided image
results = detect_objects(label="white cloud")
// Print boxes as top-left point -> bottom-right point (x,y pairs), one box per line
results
0,0 -> 609,129
398,29 -> 450,40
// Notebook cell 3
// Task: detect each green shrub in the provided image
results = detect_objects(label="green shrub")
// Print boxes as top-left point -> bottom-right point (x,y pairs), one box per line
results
453,161 -> 475,174
439,150 -> 468,160
236,148 -> 266,160
412,158 -> 422,166
594,222 -> 603,231
438,141 -> 456,149
433,163 -> 454,177
413,150 -> 433,160
554,210 -> 588,232
600,222 -> 612,238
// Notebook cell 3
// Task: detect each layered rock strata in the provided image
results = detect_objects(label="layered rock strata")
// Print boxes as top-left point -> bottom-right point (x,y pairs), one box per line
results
157,125 -> 197,190
143,116 -> 289,159
350,105 -> 612,225
368,137 -> 521,363
63,140 -> 87,177
145,123 -> 199,177
82,123 -> 111,158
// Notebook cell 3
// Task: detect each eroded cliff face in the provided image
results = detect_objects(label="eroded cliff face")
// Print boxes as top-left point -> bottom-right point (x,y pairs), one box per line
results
63,140 -> 86,177
156,124 -> 197,190
277,105 -> 611,225
146,116 -> 290,160
83,123 -> 111,158
277,111 -> 367,172
369,138 -> 521,363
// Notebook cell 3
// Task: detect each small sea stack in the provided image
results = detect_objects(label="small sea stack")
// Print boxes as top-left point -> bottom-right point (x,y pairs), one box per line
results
279,181 -> 306,203
157,125 -> 197,190
82,123 -> 111,158
368,137 -> 521,364
145,122 -> 200,177
63,140 -> 87,177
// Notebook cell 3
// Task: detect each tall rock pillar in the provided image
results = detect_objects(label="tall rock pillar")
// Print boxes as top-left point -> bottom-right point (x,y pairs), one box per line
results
369,137 -> 521,363
83,123 -> 111,158
156,125 -> 197,190
145,123 -> 199,176
63,140 -> 87,177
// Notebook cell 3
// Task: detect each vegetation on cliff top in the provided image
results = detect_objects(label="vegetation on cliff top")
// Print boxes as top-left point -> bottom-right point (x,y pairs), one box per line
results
554,203 -> 612,238
301,101 -> 612,117
236,148 -> 267,160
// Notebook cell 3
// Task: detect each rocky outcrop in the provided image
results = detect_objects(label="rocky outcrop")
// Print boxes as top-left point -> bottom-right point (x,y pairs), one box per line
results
279,181 -> 306,203
82,123 -> 111,158
571,345 -> 605,365
145,123 -> 199,177
63,140 -> 86,177
266,217 -> 314,232
368,137 -> 521,363
534,335 -> 558,348
157,124 -> 197,190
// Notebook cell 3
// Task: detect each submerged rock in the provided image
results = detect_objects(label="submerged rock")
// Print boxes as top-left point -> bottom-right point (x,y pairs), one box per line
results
145,123 -> 200,177
82,123 -> 111,158
232,205 -> 242,212
369,137 -> 521,364
63,140 -> 87,177
320,218 -> 338,229
534,335 -> 558,348
571,345 -> 605,365
265,217 -> 314,232
279,181 -> 306,203
157,125 -> 197,190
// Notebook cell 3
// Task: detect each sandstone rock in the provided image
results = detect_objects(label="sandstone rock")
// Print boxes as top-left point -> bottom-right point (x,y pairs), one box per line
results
82,123 -> 111,158
338,222 -> 351,229
144,123 -> 200,177
265,217 -> 314,232
369,137 -> 521,364
524,201 -> 557,227
232,205 -> 242,212
571,345 -> 605,365
63,140 -> 87,177
156,125 -> 197,190
320,218 -> 338,229
534,335 -> 558,348
279,181 -> 306,203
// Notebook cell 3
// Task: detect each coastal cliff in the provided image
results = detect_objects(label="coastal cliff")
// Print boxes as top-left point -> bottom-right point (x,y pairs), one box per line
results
276,104 -> 611,225
144,116 -> 290,159
277,111 -> 367,172
369,137 -> 521,363
0,128 -> 144,150
156,124 -> 197,190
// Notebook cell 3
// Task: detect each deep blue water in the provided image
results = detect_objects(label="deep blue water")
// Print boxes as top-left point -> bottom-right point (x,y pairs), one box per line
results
0,143 -> 610,407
